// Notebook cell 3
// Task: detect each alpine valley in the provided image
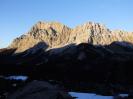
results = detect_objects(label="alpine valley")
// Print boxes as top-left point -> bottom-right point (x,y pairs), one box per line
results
1,21 -> 133,99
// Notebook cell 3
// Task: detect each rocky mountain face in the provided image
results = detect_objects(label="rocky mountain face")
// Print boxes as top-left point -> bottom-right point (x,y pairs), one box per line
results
9,21 -> 133,53
9,21 -> 72,53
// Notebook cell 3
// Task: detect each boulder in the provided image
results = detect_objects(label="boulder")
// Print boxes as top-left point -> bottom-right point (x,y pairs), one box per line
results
7,80 -> 73,99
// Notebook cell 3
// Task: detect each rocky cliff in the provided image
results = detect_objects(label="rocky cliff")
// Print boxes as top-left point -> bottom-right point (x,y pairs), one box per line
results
9,21 -> 133,53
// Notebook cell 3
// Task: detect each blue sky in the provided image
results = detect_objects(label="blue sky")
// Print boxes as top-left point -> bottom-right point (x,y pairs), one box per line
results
0,0 -> 133,48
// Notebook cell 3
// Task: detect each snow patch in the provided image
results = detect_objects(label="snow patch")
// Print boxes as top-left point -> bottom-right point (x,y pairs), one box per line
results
119,94 -> 128,97
69,92 -> 113,99
5,76 -> 28,81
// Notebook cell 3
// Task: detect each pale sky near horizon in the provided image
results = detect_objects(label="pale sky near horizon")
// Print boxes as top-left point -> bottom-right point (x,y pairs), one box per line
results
0,0 -> 133,48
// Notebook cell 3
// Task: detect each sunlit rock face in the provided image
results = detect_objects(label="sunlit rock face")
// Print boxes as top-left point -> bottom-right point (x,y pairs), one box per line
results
69,22 -> 111,44
9,21 -> 72,53
9,21 -> 133,53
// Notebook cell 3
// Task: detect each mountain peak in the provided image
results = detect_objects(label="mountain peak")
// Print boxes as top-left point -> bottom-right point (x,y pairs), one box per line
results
9,21 -> 133,53
10,21 -> 72,52
30,21 -> 70,33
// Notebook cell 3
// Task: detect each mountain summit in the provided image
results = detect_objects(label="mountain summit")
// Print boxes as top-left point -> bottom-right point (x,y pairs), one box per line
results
9,21 -> 133,52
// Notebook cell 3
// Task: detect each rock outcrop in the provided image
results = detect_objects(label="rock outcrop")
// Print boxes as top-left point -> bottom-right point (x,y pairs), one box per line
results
9,21 -> 133,53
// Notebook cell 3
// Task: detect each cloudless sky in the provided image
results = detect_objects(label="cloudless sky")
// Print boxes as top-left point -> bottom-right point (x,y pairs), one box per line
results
0,0 -> 133,48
